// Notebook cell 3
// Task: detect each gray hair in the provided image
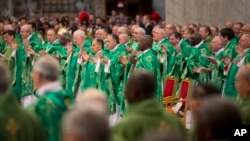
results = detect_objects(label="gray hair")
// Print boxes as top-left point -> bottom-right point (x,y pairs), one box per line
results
135,27 -> 146,35
73,30 -> 86,38
33,55 -> 60,81
62,108 -> 110,141
118,26 -> 129,34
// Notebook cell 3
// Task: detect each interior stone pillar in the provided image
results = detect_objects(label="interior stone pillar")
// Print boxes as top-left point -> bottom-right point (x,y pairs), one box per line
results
93,0 -> 106,18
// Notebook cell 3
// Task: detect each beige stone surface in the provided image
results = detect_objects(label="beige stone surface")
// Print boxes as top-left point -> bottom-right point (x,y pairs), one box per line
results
165,0 -> 250,27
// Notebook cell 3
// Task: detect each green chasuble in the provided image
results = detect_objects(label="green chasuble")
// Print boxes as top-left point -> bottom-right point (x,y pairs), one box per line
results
27,90 -> 74,141
187,42 -> 211,83
80,52 -> 105,91
223,50 -> 250,102
222,63 -> 238,102
0,37 -> 6,54
136,49 -> 162,104
152,38 -> 175,75
102,44 -> 127,114
28,33 -> 44,53
81,40 -> 92,54
204,36 -> 212,48
45,39 -> 68,71
180,39 -> 193,58
238,97 -> 250,124
1,42 -> 27,100
62,46 -> 81,96
111,98 -> 185,141
0,94 -> 46,141
223,38 -> 238,60
209,48 -> 227,91
20,45 -> 34,98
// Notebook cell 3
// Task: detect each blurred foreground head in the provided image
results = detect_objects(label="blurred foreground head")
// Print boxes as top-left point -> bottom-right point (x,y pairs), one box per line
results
63,108 -> 109,141
76,88 -> 108,115
125,70 -> 155,104
195,97 -> 242,141
0,62 -> 9,94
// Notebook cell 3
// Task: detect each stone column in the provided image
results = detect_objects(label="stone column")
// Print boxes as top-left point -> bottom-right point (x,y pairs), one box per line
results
165,0 -> 250,27
93,0 -> 106,18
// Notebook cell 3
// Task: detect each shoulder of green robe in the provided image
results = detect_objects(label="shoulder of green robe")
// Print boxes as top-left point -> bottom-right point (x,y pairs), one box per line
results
84,40 -> 92,47
35,90 -> 74,111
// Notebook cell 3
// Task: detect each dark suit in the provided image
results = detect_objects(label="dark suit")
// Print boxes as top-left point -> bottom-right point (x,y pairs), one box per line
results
144,23 -> 153,36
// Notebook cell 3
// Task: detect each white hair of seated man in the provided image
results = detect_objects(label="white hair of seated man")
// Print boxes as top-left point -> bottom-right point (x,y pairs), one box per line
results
76,88 -> 108,115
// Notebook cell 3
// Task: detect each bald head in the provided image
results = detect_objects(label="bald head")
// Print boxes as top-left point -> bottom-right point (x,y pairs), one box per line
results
236,64 -> 250,98
241,24 -> 250,35
239,34 -> 250,49
224,21 -> 234,29
138,35 -> 153,51
3,24 -> 14,31
125,70 -> 156,104
211,36 -> 223,52
20,24 -> 32,39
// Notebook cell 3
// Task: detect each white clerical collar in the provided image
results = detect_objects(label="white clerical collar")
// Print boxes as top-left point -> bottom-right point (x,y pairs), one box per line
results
157,38 -> 165,45
225,41 -> 230,48
143,48 -> 150,54
37,81 -> 62,96
215,47 -> 225,56
112,44 -> 120,51
178,39 -> 184,46
27,34 -> 32,40
244,48 -> 250,53
52,39 -> 59,44
194,40 -> 204,49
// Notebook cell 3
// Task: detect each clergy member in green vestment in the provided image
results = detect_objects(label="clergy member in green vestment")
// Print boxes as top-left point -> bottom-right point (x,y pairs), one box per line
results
152,27 -> 176,82
102,34 -> 127,125
199,25 -> 212,48
26,55 -> 74,141
165,32 -> 190,95
80,38 -> 105,90
187,33 -> 211,83
44,29 -> 67,68
111,71 -> 185,141
1,30 -> 24,99
126,27 -> 145,54
0,62 -> 46,141
220,28 -> 238,59
135,35 -> 162,105
59,32 -> 81,96
236,64 -> 250,125
20,24 -> 44,53
73,30 -> 92,54
206,36 -> 226,91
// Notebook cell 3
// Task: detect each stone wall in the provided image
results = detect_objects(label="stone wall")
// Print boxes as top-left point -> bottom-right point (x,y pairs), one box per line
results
165,0 -> 250,27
